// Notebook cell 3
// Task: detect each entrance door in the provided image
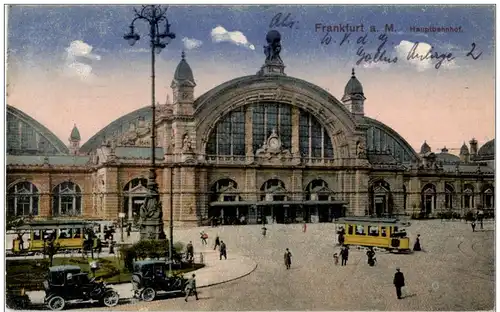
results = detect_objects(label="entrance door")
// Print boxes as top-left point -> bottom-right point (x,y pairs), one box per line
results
318,206 -> 330,222
132,197 -> 145,225
374,195 -> 386,217
424,195 -> 433,215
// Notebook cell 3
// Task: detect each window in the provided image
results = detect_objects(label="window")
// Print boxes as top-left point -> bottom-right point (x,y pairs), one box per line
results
368,226 -> 379,236
74,229 -> 82,238
33,230 -> 41,240
381,227 -> 387,237
58,228 -> 73,239
7,181 -> 39,217
463,185 -> 474,209
298,110 -> 334,158
207,107 -> 246,156
355,225 -> 366,235
445,184 -> 454,209
348,225 -> 354,235
484,188 -> 494,209
52,182 -> 82,216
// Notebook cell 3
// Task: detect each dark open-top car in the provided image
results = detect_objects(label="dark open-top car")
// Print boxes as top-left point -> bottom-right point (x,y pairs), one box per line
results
132,260 -> 187,302
43,265 -> 119,310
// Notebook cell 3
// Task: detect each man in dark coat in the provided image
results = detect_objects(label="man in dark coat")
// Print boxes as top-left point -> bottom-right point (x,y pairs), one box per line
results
340,246 -> 349,266
214,235 -> 221,250
393,267 -> 405,299
219,241 -> 227,260
284,248 -> 292,269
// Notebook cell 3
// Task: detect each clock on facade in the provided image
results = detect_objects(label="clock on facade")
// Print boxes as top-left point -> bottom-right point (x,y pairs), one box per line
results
269,137 -> 280,149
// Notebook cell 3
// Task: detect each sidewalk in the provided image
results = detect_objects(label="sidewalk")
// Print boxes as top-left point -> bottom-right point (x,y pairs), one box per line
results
26,250 -> 257,305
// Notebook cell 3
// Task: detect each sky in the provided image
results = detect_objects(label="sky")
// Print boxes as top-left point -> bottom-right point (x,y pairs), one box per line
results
6,4 -> 495,153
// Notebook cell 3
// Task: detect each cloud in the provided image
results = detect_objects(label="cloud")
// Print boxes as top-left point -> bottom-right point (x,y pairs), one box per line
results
123,47 -> 150,53
394,40 -> 457,71
211,26 -> 255,50
182,37 -> 203,50
64,40 -> 101,80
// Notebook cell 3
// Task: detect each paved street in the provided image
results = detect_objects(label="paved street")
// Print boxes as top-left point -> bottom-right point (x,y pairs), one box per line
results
19,220 -> 494,311
83,219 -> 494,311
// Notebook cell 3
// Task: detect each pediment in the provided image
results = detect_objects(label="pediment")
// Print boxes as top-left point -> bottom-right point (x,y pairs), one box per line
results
128,184 -> 149,194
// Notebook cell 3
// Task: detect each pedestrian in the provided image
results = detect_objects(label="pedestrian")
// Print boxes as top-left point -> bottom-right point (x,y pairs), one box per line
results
184,273 -> 199,302
219,240 -> 227,260
333,253 -> 339,265
284,248 -> 292,269
214,235 -> 220,250
302,221 -> 307,233
95,235 -> 102,258
186,241 -> 194,262
262,226 -> 267,237
393,267 -> 405,299
340,246 -> 349,266
200,231 -> 208,245
413,234 -> 421,251
17,233 -> 24,251
471,220 -> 476,232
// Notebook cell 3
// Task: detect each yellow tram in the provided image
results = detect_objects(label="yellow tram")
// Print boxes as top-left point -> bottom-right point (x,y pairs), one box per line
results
11,220 -> 96,253
335,217 -> 411,253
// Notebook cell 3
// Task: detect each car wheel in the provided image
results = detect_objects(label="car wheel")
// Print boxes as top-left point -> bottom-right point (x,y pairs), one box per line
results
47,296 -> 65,311
141,288 -> 156,302
102,290 -> 119,307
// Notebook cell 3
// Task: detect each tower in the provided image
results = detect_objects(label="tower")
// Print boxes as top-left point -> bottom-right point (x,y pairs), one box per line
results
68,124 -> 81,155
171,51 -> 196,116
460,142 -> 470,163
341,68 -> 366,120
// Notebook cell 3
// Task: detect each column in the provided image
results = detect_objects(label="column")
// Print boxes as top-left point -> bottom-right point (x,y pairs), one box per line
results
127,196 -> 133,221
245,106 -> 254,163
291,107 -> 300,156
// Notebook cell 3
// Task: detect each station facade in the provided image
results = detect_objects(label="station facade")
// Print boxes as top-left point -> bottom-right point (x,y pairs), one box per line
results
6,35 -> 495,227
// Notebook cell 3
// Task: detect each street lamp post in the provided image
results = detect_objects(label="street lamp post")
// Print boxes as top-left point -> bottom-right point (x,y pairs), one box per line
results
123,6 -> 175,246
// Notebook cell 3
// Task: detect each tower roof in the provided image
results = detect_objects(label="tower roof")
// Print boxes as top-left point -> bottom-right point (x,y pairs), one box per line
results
173,51 -> 195,83
70,124 -> 81,141
344,68 -> 364,96
460,142 -> 469,155
420,141 -> 431,154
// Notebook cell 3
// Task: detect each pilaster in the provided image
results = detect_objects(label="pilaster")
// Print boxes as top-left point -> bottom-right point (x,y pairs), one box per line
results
197,168 -> 209,220
177,166 -> 198,226
245,106 -> 254,162
102,167 -> 119,220
291,107 -> 300,156
244,168 -> 257,201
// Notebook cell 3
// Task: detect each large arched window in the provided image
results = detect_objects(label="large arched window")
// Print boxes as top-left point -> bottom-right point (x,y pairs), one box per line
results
445,183 -> 454,210
299,110 -> 334,158
421,184 -> 436,215
210,179 -> 239,203
205,103 -> 334,159
52,182 -> 82,216
482,184 -> 494,209
463,184 -> 474,209
305,179 -> 332,201
123,178 -> 148,224
7,181 -> 39,217
260,179 -> 287,201
206,107 -> 245,156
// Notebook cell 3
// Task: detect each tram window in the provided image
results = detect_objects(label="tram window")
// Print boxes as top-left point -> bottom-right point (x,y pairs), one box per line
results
33,230 -> 42,240
368,226 -> 379,236
58,228 -> 71,239
348,225 -> 354,235
381,227 -> 387,237
394,226 -> 398,233
74,229 -> 82,238
355,225 -> 366,235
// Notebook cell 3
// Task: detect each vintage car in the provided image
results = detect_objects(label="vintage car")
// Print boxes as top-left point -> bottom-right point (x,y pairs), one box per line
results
43,265 -> 120,310
131,260 -> 187,302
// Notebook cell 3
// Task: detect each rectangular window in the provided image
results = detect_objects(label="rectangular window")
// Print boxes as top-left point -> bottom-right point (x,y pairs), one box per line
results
266,104 -> 278,136
355,225 -> 366,235
311,118 -> 322,158
33,230 -> 42,240
324,129 -> 334,158
231,110 -> 245,156
74,228 -> 82,238
348,225 -> 354,235
368,226 -> 379,236
381,227 -> 387,237
252,105 -> 265,152
464,195 -> 471,209
279,105 -> 292,149
299,110 -> 309,157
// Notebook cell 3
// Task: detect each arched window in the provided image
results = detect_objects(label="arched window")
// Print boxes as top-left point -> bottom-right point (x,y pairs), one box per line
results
421,184 -> 436,216
208,179 -> 243,224
206,107 -> 245,156
305,179 -> 331,201
445,183 -> 454,210
260,179 -> 287,201
7,181 -> 39,217
52,182 -> 82,216
482,185 -> 494,209
253,103 -> 292,152
123,178 -> 148,224
463,184 -> 474,209
210,179 -> 239,202
299,110 -> 334,158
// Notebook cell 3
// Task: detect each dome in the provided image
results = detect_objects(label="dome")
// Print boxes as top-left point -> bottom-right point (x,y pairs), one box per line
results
478,139 -> 495,156
173,51 -> 195,83
460,142 -> 469,155
436,147 -> 460,163
344,68 -> 364,95
70,124 -> 81,141
420,141 -> 431,154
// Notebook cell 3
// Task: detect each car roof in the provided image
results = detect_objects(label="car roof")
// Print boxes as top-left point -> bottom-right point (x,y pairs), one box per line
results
49,265 -> 82,272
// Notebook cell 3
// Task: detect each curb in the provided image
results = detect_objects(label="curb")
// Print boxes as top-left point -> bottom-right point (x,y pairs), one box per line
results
198,261 -> 258,289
